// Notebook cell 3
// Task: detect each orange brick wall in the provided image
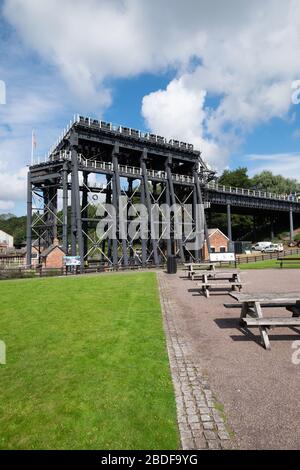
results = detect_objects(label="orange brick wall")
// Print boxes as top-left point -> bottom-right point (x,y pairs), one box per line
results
202,231 -> 229,260
43,248 -> 65,269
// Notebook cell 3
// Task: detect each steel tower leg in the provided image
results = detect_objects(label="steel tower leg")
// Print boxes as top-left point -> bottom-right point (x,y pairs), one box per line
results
165,177 -> 172,257
26,172 -> 32,267
82,171 -> 89,262
227,203 -> 232,242
128,178 -> 134,259
43,189 -> 51,247
112,146 -> 128,267
193,186 -> 200,262
165,160 -> 185,262
71,137 -> 84,271
140,177 -> 148,266
106,175 -> 112,263
62,162 -> 68,254
290,208 -> 294,242
270,218 -> 275,240
71,174 -> 77,256
49,186 -> 58,242
193,170 -> 211,257
140,152 -> 159,266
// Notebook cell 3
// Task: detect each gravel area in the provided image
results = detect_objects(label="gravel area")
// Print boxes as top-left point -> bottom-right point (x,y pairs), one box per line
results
161,269 -> 300,450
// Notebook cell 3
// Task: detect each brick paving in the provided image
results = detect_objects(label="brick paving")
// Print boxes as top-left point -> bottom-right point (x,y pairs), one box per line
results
158,273 -> 234,450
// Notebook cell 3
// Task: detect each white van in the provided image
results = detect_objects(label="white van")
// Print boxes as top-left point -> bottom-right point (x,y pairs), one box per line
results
262,243 -> 284,253
251,242 -> 272,251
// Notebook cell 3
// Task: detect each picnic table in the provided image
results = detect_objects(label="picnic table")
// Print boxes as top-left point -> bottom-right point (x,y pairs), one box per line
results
277,257 -> 300,268
197,270 -> 243,298
184,262 -> 217,280
225,293 -> 300,350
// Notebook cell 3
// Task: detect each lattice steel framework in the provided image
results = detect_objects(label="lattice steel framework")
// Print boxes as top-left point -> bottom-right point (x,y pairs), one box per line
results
27,116 -> 300,268
26,116 -> 213,269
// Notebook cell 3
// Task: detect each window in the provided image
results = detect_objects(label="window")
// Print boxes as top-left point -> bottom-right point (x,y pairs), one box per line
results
220,246 -> 226,253
210,246 -> 216,253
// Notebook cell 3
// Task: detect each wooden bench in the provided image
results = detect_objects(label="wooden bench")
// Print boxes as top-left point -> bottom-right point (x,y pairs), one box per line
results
242,317 -> 300,327
224,301 -> 297,309
189,269 -> 239,281
225,293 -> 300,350
277,257 -> 300,268
185,263 -> 217,280
197,269 -> 243,298
198,282 -> 244,298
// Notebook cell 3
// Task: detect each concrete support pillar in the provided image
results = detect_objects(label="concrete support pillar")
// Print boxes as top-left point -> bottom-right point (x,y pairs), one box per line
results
26,172 -> 32,267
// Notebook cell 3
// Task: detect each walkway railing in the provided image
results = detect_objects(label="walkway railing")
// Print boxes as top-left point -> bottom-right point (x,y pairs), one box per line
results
206,181 -> 299,202
52,151 -> 300,203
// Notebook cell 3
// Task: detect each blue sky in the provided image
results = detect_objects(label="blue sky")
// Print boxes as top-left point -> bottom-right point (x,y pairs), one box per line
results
1,0 -> 300,215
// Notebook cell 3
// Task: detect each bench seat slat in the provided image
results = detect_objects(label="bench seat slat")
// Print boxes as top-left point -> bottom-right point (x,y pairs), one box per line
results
198,282 -> 243,287
242,317 -> 300,326
224,302 -> 297,308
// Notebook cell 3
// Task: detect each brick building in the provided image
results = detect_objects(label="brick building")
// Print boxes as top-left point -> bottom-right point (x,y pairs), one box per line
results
40,238 -> 65,269
202,228 -> 229,260
0,230 -> 14,251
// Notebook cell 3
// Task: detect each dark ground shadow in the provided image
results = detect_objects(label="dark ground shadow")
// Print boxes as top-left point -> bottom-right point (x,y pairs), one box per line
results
214,317 -> 300,349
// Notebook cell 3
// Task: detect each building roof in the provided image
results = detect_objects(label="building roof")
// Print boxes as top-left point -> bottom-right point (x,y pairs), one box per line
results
207,228 -> 229,240
40,244 -> 65,258
0,229 -> 13,238
21,238 -> 47,254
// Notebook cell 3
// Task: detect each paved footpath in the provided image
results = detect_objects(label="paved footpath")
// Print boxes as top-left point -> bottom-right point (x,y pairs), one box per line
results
158,273 -> 235,450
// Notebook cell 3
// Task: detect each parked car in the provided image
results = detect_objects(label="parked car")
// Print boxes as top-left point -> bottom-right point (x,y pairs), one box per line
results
251,242 -> 272,251
261,243 -> 284,253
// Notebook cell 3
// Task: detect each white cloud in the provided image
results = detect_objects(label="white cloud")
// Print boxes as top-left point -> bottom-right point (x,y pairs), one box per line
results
138,0 -> 300,169
0,165 -> 27,203
247,152 -> 300,179
2,0 -> 300,214
0,200 -> 15,211
142,77 -> 226,168
0,89 -> 65,211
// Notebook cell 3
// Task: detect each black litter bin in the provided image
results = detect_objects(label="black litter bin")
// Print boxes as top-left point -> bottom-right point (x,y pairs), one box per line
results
167,255 -> 177,274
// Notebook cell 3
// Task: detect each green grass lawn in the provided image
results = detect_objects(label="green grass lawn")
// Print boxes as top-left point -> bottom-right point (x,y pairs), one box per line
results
239,254 -> 300,269
0,273 -> 179,450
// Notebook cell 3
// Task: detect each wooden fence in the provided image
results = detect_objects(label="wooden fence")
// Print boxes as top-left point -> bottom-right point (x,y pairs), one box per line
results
235,248 -> 300,265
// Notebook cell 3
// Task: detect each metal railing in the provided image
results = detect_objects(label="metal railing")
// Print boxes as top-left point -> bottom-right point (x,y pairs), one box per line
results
236,248 -> 300,264
44,114 -> 196,161
53,151 -> 300,203
206,181 -> 300,202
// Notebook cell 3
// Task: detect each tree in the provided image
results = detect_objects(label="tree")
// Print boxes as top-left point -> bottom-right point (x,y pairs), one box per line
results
218,167 -> 251,188
251,171 -> 300,195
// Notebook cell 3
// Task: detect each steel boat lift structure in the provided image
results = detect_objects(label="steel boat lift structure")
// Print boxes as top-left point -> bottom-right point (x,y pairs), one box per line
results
26,115 -> 300,270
